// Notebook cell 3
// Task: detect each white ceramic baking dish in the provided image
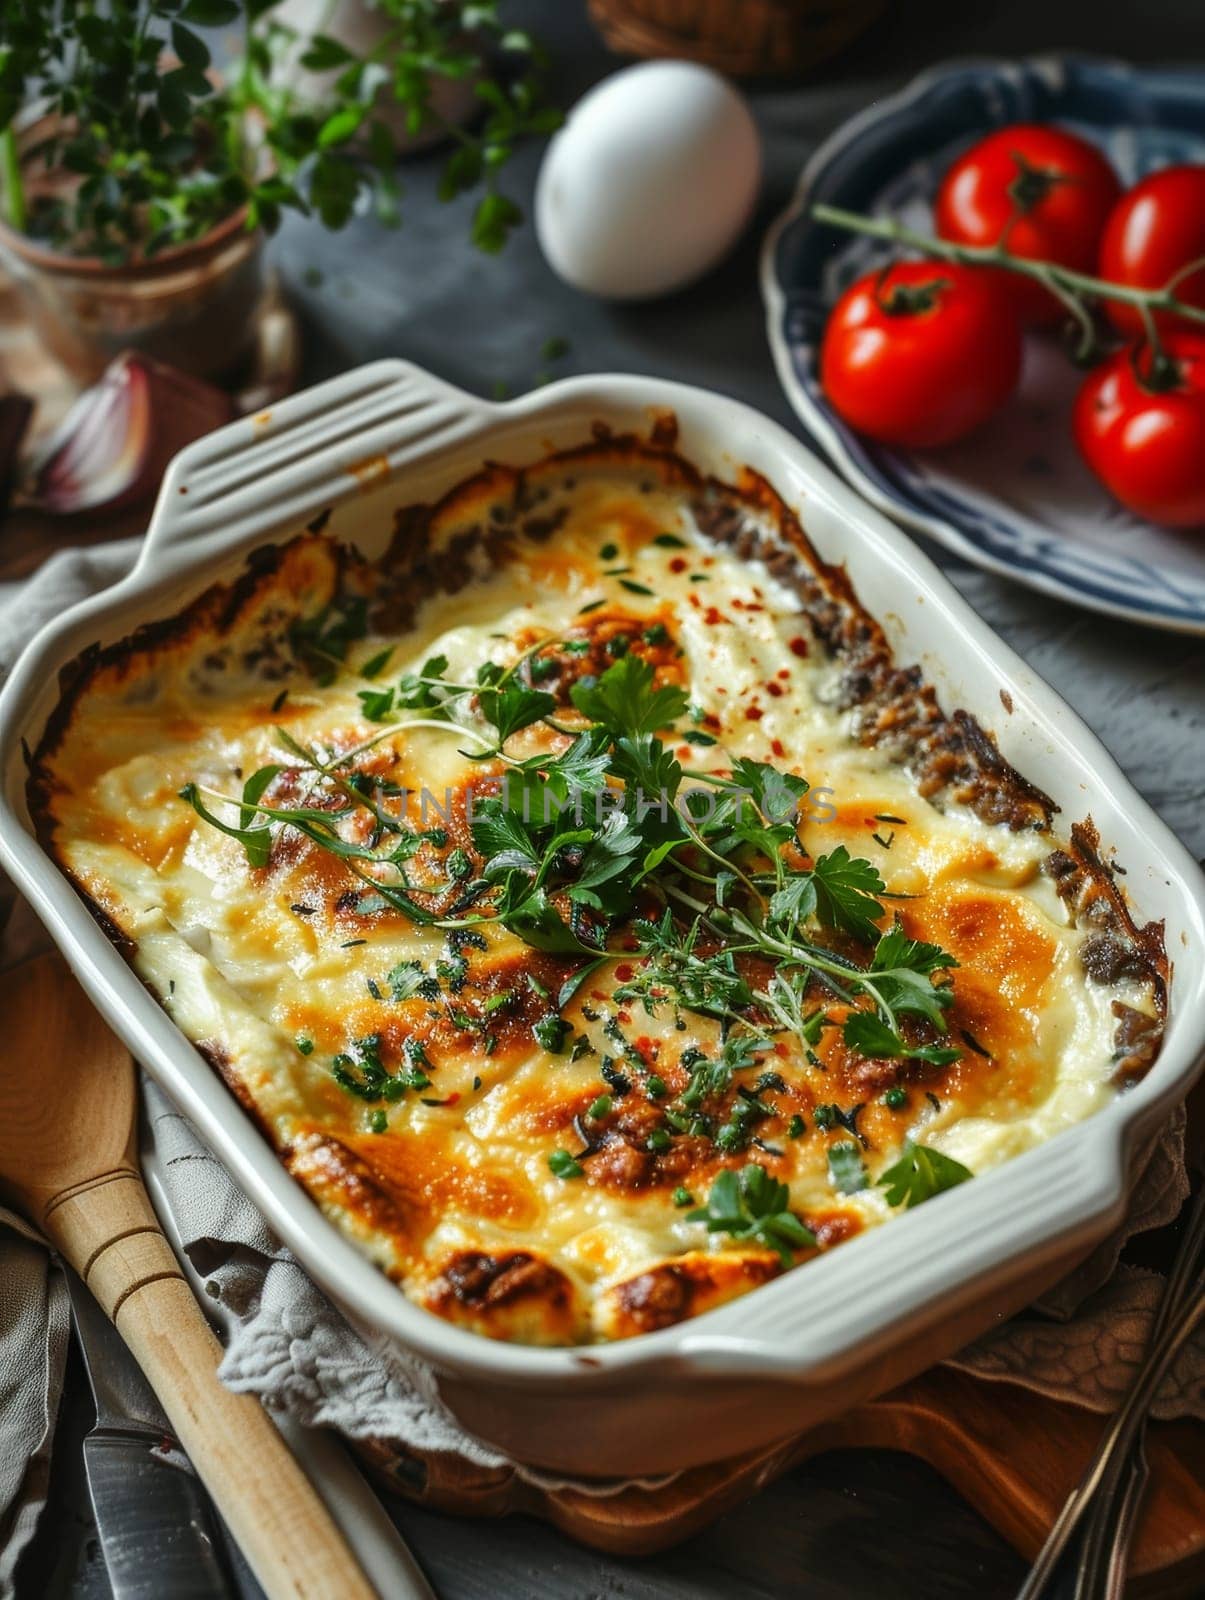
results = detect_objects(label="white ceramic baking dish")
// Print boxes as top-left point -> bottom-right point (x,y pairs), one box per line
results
3,359 -> 1203,1478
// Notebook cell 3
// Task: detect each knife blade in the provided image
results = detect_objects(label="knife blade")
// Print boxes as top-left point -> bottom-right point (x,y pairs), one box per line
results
65,1266 -> 242,1600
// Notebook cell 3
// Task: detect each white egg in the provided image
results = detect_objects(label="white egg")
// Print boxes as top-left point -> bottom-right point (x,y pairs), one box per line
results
535,61 -> 762,301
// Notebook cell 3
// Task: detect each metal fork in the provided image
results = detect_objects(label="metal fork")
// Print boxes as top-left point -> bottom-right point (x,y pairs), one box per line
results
1074,1180 -> 1205,1600
1015,1183 -> 1205,1600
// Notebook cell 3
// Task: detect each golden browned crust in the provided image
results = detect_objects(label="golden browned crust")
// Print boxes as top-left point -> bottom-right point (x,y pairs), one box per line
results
603,1252 -> 782,1337
423,1250 -> 585,1344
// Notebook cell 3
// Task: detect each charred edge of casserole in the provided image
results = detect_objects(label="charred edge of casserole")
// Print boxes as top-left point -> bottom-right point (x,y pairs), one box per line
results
610,1254 -> 781,1336
283,1129 -> 417,1273
422,1249 -> 586,1343
24,535 -> 354,855
25,420 -> 1168,1086
1044,821 -> 1169,1083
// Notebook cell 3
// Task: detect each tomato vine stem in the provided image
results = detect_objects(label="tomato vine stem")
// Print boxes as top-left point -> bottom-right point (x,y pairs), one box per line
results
811,203 -> 1205,333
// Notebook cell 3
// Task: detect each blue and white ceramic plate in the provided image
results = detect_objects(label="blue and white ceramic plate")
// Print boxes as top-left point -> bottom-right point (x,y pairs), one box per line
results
762,57 -> 1205,634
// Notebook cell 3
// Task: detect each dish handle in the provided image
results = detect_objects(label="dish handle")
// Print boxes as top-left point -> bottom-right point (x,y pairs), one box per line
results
140,359 -> 490,562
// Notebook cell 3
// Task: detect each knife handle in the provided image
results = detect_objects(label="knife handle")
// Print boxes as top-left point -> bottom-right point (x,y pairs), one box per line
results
42,1166 -> 379,1600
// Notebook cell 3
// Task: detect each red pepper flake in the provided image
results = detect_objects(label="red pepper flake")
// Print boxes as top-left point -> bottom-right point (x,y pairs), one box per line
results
634,1036 -> 658,1059
771,738 -> 785,757
669,556 -> 688,574
703,712 -> 722,730
614,963 -> 635,982
789,636 -> 809,658
745,705 -> 764,722
777,668 -> 790,680
766,681 -> 784,698
703,606 -> 725,625
618,1011 -> 631,1025
773,1041 -> 788,1057
677,745 -> 692,759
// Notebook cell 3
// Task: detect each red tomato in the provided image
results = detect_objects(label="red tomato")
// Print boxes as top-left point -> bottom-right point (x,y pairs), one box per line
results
1099,165 -> 1205,338
935,124 -> 1121,327
1073,335 -> 1205,529
820,262 -> 1022,449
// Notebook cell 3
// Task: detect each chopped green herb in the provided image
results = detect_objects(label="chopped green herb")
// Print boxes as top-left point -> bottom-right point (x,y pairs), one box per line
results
548,1148 -> 584,1179
787,1113 -> 805,1139
357,685 -> 396,722
883,1086 -> 908,1110
878,1141 -> 972,1208
578,598 -> 606,614
296,1037 -> 314,1056
369,1109 -> 388,1134
446,847 -> 472,881
645,1074 -> 667,1100
687,1165 -> 816,1267
533,1014 -> 572,1054
653,532 -> 687,548
646,1127 -> 671,1152
672,1186 -> 694,1207
588,1094 -> 613,1120
827,1140 -> 869,1195
599,541 -> 619,560
618,578 -> 654,597
360,647 -> 394,679
385,961 -> 431,1002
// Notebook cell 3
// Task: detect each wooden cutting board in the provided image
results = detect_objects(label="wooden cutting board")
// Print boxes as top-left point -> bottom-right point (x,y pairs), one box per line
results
356,1366 -> 1205,1595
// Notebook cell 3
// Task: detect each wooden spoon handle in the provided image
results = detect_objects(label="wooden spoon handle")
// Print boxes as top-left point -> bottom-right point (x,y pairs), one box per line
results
43,1166 -> 379,1600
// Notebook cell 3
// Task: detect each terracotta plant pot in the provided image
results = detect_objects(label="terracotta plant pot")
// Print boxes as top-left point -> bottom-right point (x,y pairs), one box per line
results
0,204 -> 266,385
588,0 -> 886,78
0,109 -> 267,384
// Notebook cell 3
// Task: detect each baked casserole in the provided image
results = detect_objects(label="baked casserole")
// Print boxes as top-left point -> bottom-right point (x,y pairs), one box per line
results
28,430 -> 1167,1345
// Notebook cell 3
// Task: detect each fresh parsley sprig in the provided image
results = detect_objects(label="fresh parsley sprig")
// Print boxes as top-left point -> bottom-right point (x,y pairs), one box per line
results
877,1140 -> 973,1207
686,1165 -> 817,1266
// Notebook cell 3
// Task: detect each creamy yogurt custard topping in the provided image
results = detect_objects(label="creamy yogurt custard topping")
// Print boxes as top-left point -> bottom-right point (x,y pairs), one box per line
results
31,445 -> 1166,1344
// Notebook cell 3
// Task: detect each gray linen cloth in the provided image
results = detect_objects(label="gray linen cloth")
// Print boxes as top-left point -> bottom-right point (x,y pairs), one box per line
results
1,542 -> 1201,1597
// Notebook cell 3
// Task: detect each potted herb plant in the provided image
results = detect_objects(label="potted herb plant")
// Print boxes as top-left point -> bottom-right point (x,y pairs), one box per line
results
0,1 -> 558,381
